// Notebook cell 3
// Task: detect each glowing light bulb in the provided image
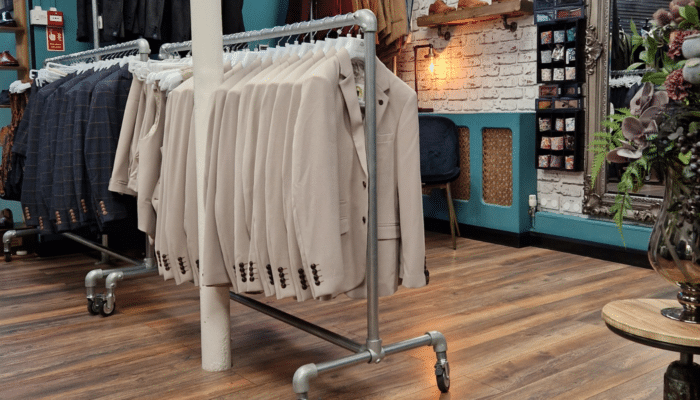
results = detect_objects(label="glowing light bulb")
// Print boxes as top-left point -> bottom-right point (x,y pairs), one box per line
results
429,61 -> 435,73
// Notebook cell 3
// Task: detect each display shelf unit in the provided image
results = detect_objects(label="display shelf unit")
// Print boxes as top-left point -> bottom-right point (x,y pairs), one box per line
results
536,18 -> 586,84
416,0 -> 533,27
535,106 -> 583,171
0,0 -> 29,82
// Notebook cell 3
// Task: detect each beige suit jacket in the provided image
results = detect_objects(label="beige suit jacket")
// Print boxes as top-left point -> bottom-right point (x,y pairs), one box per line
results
161,77 -> 195,284
345,58 -> 426,298
281,48 -> 339,301
109,76 -> 143,196
248,52 -> 309,297
200,64 -> 245,287
266,49 -> 329,300
216,58 -> 269,291
136,85 -> 167,239
234,56 -> 291,295
290,48 -> 371,298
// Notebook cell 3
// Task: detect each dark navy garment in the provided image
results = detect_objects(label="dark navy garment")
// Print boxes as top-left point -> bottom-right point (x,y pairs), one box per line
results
16,65 -> 135,233
41,72 -> 93,231
4,82 -> 39,201
85,65 -> 133,229
21,74 -> 77,231
66,65 -> 122,229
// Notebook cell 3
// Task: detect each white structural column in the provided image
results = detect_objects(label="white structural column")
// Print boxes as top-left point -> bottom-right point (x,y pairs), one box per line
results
191,0 -> 231,371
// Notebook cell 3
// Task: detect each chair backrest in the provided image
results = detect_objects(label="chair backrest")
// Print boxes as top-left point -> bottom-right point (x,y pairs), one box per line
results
418,115 -> 460,185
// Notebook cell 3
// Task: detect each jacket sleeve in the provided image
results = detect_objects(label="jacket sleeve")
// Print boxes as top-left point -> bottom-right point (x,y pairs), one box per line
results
395,92 -> 426,288
291,73 -> 346,298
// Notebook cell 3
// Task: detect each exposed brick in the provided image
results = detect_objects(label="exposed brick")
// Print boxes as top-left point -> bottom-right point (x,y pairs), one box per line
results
499,100 -> 518,111
481,89 -> 499,99
464,101 -> 483,111
501,65 -> 524,76
501,88 -> 523,99
494,53 -> 518,65
464,79 -> 482,89
481,77 -> 496,88
517,98 -> 535,111
558,184 -> 584,197
494,77 -> 519,88
538,182 -> 556,194
518,51 -> 537,63
447,90 -> 468,101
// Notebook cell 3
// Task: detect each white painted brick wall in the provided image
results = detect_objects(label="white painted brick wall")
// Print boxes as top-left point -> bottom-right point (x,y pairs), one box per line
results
405,0 -> 584,217
404,0 -> 538,113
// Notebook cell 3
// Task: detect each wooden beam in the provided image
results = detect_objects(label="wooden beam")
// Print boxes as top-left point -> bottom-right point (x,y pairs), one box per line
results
416,0 -> 533,27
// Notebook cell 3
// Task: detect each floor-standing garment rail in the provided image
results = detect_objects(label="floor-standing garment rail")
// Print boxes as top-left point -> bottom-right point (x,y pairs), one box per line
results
160,11 -> 450,399
4,39 -> 156,317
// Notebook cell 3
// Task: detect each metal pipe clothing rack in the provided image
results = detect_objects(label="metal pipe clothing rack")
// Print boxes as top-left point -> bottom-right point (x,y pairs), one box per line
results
4,38 -> 156,317
160,11 -> 450,399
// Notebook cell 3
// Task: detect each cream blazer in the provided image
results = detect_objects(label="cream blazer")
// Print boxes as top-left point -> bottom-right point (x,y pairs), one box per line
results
265,49 -> 329,300
345,58 -> 426,298
200,64 -> 245,287
216,58 -> 269,290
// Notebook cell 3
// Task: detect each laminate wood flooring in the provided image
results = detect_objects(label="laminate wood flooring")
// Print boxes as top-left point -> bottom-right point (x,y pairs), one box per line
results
0,231 -> 682,399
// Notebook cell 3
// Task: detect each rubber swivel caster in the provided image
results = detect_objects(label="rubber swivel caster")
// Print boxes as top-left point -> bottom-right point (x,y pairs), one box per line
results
436,359 -> 450,393
101,301 -> 116,317
88,295 -> 104,315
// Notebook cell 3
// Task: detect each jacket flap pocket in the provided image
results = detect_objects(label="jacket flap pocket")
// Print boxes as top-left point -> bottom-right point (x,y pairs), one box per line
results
378,223 -> 400,239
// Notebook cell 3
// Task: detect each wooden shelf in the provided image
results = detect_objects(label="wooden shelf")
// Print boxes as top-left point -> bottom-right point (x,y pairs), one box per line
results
416,0 -> 533,27
0,104 -> 10,108
0,65 -> 24,71
0,25 -> 23,34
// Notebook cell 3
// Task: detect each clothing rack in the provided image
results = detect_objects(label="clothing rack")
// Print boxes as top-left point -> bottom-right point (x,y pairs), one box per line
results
4,38 -> 156,317
610,68 -> 654,76
161,10 -> 450,399
43,38 -> 151,65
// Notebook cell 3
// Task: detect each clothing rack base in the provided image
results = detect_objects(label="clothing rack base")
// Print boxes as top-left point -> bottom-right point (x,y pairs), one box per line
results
230,292 -> 450,399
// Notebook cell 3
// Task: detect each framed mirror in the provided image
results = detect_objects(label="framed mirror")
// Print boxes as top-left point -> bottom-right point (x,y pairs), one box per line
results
583,0 -> 668,222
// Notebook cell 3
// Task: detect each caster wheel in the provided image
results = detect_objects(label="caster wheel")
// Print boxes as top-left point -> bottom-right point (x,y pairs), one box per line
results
87,298 -> 101,315
437,373 -> 450,393
100,301 -> 116,317
435,359 -> 450,393
4,253 -> 10,262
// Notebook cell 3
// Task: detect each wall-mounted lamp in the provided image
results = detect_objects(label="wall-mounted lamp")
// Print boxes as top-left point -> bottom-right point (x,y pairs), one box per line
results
413,43 -> 435,113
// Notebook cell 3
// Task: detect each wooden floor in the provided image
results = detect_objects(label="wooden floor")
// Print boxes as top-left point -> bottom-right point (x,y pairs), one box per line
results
0,231 -> 685,399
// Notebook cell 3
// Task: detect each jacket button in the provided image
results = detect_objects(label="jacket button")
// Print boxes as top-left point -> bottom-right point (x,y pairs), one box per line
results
378,99 -> 383,105
362,217 -> 366,223
363,181 -> 367,188
241,277 -> 247,282
281,283 -> 286,289
310,264 -> 317,270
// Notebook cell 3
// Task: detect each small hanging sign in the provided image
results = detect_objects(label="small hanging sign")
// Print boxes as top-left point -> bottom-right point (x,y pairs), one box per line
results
47,26 -> 65,52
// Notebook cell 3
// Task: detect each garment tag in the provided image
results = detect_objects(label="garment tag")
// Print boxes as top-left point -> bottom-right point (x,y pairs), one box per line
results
351,58 -> 365,105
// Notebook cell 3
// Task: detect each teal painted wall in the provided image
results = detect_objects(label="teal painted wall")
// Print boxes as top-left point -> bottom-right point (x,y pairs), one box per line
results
422,112 -> 653,252
422,113 -> 537,234
532,212 -> 652,251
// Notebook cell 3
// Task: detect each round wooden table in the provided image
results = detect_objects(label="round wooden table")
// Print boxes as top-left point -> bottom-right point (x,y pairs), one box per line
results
602,299 -> 700,400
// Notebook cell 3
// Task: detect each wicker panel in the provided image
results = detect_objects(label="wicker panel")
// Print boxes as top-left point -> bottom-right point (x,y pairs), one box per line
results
452,127 -> 470,200
482,128 -> 513,206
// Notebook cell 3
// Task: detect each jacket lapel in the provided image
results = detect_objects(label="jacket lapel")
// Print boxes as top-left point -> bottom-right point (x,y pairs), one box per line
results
338,49 -> 368,177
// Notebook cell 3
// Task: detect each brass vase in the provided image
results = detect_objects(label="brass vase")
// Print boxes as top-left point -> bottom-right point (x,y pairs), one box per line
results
648,174 -> 700,324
